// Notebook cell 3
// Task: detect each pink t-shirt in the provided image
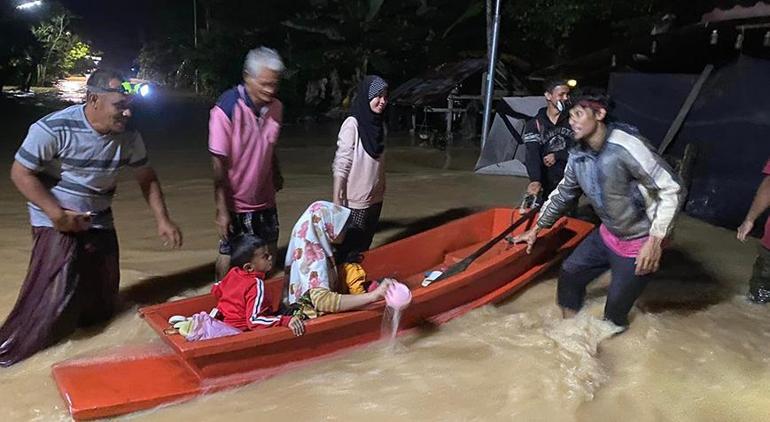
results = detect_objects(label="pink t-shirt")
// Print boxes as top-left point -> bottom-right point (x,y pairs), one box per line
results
599,224 -> 648,258
762,159 -> 770,249
208,85 -> 282,213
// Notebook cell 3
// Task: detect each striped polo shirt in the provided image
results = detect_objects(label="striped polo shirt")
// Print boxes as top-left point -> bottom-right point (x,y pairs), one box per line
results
14,104 -> 148,229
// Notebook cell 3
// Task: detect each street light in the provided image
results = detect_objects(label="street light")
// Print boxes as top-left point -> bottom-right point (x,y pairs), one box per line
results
16,1 -> 42,10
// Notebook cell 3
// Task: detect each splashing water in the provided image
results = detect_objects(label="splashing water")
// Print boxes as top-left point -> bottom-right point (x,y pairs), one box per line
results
540,310 -> 625,401
434,303 -> 625,405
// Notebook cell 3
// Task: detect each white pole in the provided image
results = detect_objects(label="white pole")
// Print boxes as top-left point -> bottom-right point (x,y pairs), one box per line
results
480,0 -> 502,149
193,0 -> 199,93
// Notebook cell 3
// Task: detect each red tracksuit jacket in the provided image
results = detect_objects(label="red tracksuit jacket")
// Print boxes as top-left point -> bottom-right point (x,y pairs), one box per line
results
211,268 -> 291,330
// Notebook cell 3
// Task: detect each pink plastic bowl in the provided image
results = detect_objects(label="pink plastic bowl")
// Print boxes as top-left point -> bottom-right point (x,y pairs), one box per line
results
385,281 -> 412,310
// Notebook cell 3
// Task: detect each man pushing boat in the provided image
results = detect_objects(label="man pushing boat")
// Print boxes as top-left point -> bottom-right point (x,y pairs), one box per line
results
516,93 -> 685,328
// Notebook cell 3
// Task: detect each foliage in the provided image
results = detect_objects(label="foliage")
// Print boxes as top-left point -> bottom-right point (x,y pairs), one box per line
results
0,3 -> 37,89
0,0 -> 740,97
31,13 -> 97,85
133,0 -> 710,117
62,41 -> 92,74
136,0 -> 481,115
256,0 -> 485,115
440,0 -> 673,64
137,40 -> 189,87
0,31 -> 33,89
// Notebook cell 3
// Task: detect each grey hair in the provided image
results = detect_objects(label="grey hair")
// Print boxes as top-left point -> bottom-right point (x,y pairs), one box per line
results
86,68 -> 126,92
85,68 -> 127,102
243,47 -> 284,77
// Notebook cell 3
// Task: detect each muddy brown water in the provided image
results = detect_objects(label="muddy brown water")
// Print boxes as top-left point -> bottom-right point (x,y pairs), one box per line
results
0,96 -> 768,421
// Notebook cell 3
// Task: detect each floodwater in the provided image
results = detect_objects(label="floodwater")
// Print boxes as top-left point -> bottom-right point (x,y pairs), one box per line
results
1,93 -> 769,421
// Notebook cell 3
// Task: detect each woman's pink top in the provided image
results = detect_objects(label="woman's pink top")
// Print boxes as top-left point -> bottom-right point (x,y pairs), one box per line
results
332,117 -> 385,209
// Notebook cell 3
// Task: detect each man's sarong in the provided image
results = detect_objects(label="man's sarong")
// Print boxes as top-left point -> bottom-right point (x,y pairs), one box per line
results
0,228 -> 119,367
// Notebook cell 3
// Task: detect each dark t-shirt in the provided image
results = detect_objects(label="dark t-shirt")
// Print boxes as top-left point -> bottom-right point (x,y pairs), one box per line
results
522,107 -> 574,191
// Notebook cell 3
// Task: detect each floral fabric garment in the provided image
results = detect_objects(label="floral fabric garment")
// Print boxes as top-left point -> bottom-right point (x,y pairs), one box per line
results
285,201 -> 351,304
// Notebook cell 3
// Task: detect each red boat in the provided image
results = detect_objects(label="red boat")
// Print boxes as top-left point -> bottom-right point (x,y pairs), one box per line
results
52,208 -> 593,420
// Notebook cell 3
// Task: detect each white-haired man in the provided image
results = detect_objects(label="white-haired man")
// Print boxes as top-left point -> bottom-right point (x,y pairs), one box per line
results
209,47 -> 285,279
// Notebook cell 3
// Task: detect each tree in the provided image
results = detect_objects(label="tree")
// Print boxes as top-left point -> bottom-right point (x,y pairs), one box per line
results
31,13 -> 95,85
443,0 -> 675,67
0,3 -> 36,91
63,40 -> 94,75
134,0 -> 695,118
32,14 -> 68,85
278,0 -> 484,115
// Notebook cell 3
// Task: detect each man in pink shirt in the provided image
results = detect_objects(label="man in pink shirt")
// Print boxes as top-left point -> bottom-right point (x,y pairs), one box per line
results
209,47 -> 284,280
737,158 -> 770,303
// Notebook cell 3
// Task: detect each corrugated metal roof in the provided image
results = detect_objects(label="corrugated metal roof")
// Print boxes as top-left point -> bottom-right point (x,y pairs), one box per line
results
390,58 -> 487,106
701,1 -> 770,23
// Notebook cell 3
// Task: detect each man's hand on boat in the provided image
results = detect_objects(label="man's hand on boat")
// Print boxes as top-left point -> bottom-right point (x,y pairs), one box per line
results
512,226 -> 542,254
526,181 -> 542,196
288,316 -> 305,336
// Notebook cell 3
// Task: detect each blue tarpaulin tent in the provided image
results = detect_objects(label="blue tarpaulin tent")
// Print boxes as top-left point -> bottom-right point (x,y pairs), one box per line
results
609,55 -> 770,230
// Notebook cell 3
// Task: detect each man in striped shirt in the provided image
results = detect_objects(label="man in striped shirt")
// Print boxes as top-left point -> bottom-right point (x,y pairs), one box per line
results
0,69 -> 182,366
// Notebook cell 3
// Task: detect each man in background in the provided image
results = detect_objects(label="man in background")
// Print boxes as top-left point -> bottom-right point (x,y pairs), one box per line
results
522,79 -> 574,200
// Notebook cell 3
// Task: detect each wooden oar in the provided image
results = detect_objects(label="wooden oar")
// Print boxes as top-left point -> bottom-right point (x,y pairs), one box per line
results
427,206 -> 541,285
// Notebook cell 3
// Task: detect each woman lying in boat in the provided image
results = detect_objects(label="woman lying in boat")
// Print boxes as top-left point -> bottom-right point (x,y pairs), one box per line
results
213,231 -> 392,336
284,201 -> 393,312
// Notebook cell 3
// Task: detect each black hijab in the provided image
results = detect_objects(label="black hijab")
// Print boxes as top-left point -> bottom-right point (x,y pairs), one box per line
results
350,75 -> 388,159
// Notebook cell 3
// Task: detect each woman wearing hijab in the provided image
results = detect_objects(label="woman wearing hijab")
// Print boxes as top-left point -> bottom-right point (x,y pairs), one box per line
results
332,75 -> 389,263
284,201 -> 392,318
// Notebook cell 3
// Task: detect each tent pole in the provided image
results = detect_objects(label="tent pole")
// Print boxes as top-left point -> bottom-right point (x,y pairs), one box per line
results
657,64 -> 714,154
480,0 -> 502,149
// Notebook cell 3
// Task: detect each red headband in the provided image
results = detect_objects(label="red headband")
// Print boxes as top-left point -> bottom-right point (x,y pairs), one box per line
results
575,100 -> 606,112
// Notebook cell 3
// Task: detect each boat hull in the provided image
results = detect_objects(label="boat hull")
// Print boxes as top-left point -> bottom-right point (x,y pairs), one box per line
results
52,208 -> 593,420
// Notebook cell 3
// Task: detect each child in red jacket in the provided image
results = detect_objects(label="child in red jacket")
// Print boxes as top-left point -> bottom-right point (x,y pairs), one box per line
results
212,235 -> 305,336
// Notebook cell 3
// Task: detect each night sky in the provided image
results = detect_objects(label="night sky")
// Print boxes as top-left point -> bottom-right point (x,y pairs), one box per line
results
58,0 -> 190,69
